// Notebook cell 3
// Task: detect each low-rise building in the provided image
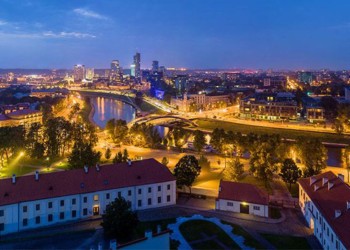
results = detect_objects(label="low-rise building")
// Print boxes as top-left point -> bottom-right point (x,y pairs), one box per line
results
298,172 -> 350,250
0,158 -> 176,235
306,107 -> 325,123
0,109 -> 42,128
215,180 -> 269,217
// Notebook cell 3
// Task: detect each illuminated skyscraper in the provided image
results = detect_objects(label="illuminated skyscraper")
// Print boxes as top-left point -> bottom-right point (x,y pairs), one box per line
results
130,64 -> 136,77
85,68 -> 94,80
152,60 -> 159,72
73,64 -> 85,81
110,60 -> 122,82
133,52 -> 141,80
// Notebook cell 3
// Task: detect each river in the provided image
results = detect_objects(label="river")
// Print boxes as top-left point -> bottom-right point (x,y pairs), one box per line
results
90,96 -> 136,128
89,96 -> 343,167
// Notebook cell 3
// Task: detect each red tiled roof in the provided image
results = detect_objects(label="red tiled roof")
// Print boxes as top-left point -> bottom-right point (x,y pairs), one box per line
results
0,158 -> 175,206
298,171 -> 350,249
218,180 -> 269,205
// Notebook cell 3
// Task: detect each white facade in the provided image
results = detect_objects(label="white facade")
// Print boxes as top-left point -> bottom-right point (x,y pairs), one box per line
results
0,181 -> 176,236
299,186 -> 346,250
216,199 -> 268,217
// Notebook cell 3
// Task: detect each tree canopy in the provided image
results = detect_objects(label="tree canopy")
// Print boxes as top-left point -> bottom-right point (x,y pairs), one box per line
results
173,155 -> 201,194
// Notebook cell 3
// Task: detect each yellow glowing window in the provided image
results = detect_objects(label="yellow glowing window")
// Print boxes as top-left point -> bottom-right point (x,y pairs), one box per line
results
93,195 -> 99,201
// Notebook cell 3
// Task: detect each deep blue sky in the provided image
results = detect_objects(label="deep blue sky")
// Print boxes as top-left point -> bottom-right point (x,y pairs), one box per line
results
1,0 -> 350,69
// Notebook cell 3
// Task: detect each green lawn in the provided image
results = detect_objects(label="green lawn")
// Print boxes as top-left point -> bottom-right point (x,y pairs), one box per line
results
261,234 -> 311,250
179,220 -> 241,249
194,118 -> 350,144
221,221 -> 265,249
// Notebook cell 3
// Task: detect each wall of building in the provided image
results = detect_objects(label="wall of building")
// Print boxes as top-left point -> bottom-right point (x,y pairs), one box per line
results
216,199 -> 268,217
299,185 -> 346,250
0,180 -> 176,235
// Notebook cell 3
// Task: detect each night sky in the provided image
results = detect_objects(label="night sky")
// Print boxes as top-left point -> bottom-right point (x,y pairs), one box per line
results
1,0 -> 350,70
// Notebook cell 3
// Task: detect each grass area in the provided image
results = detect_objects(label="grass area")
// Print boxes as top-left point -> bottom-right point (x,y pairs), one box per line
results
269,207 -> 282,219
221,221 -> 265,249
261,234 -> 311,250
194,118 -> 350,144
239,174 -> 272,194
179,219 -> 241,249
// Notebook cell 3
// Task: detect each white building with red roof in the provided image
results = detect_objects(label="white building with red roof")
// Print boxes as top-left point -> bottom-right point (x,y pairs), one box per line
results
0,158 -> 176,235
215,180 -> 269,217
298,171 -> 350,250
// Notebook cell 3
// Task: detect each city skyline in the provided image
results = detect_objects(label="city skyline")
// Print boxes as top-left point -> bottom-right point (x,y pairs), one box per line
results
1,0 -> 350,70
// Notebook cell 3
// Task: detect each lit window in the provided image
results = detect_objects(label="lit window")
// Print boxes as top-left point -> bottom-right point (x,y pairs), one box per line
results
93,195 -> 99,201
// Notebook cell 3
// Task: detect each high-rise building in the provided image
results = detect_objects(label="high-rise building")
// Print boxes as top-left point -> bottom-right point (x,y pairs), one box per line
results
133,52 -> 141,80
85,68 -> 94,80
152,60 -> 159,72
130,64 -> 136,77
73,64 -> 85,81
110,60 -> 122,82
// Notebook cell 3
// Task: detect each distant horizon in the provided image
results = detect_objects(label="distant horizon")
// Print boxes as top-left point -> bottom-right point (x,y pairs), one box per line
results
1,0 -> 350,69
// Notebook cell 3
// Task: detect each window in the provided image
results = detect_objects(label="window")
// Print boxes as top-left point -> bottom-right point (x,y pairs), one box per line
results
0,210 -> 4,217
138,200 -> 142,207
60,200 -> 65,206
48,214 -> 53,222
72,198 -> 76,205
23,206 -> 27,213
35,216 -> 40,224
148,187 -> 152,193
253,206 -> 260,211
0,223 -> 4,231
72,210 -> 77,218
158,197 -> 161,204
93,195 -> 99,201
167,184 -> 171,190
60,212 -> 65,220
48,202 -> 53,209
22,218 -> 28,226
128,190 -> 132,196
158,186 -> 161,192
138,189 -> 142,195
167,195 -> 171,202
148,198 -> 152,206
83,208 -> 88,216
83,197 -> 87,203
36,204 -> 40,211
106,193 -> 110,200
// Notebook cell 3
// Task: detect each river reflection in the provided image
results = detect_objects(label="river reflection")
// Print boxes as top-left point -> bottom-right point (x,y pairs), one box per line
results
90,96 -> 136,128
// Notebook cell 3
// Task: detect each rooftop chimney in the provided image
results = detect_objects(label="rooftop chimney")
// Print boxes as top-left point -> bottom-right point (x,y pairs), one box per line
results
314,184 -> 320,191
322,177 -> 328,186
328,181 -> 334,190
35,171 -> 39,181
12,174 -> 16,184
347,201 -> 350,210
338,174 -> 345,182
335,210 -> 342,218
157,225 -> 161,234
310,176 -> 317,186
96,164 -> 100,172
84,165 -> 88,173
145,229 -> 152,238
127,159 -> 132,166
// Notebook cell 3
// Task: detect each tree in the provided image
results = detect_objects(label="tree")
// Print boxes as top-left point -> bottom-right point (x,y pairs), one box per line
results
171,126 -> 188,150
193,130 -> 206,153
68,142 -> 101,169
279,158 -> 302,189
210,128 -> 226,153
249,134 -> 282,184
113,151 -> 124,164
161,156 -> 169,166
31,142 -> 45,159
224,157 -> 244,181
296,137 -> 327,177
101,197 -> 139,241
173,155 -> 201,194
122,149 -> 129,162
105,148 -> 111,160
106,119 -> 129,145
